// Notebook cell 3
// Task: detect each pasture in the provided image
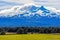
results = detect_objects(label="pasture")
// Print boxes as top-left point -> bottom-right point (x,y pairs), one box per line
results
0,34 -> 60,40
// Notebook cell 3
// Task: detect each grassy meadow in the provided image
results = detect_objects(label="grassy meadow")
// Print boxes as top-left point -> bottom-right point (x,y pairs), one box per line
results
0,34 -> 60,40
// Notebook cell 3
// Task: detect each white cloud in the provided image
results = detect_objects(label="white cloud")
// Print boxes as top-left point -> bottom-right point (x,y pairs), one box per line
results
1,0 -> 34,4
0,0 -> 60,10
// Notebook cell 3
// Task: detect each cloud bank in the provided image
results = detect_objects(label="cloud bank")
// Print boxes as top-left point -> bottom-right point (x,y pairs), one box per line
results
0,0 -> 60,8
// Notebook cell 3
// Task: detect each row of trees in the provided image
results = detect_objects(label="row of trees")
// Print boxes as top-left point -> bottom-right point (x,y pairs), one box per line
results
0,27 -> 60,34
16,27 -> 60,34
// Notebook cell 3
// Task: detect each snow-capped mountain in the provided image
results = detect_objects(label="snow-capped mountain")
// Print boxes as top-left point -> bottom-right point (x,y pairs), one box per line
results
0,3 -> 60,27
0,3 -> 60,18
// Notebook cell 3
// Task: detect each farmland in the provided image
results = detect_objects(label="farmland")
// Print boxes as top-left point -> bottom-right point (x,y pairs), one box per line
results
0,34 -> 60,40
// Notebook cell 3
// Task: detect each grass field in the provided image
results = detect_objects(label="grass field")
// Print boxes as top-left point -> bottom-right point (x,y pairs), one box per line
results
0,34 -> 60,40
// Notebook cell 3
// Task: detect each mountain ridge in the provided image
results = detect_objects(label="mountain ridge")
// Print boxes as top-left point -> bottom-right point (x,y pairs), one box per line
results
0,3 -> 60,18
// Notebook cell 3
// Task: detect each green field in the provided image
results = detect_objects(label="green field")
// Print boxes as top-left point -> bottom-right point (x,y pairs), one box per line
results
0,34 -> 60,40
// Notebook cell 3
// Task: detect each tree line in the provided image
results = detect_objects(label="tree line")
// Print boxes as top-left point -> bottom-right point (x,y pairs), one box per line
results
0,27 -> 60,35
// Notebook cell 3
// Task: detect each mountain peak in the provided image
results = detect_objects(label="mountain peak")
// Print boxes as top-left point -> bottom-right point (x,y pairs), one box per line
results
40,6 -> 47,10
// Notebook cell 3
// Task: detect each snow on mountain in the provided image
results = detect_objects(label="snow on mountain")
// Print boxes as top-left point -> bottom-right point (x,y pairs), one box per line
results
0,3 -> 60,17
